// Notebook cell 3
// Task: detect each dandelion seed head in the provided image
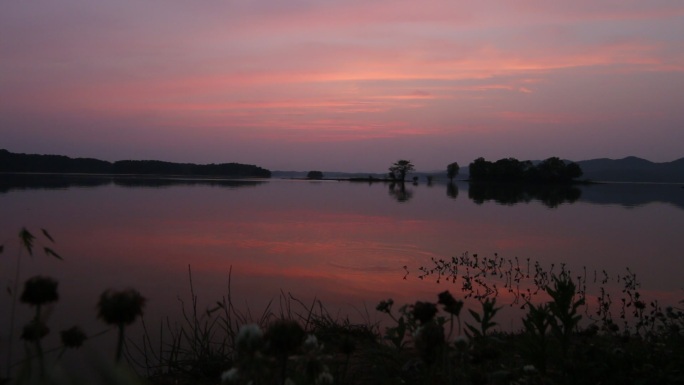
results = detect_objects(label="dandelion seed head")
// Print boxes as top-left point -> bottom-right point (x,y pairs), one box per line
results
221,367 -> 239,383
315,371 -> 334,385
236,323 -> 264,354
304,334 -> 319,349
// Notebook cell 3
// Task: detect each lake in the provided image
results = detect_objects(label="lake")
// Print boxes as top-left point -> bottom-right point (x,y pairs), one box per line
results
1,175 -> 684,373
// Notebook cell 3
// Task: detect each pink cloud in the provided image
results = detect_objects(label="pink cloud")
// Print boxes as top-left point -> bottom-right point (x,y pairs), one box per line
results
2,0 -> 684,166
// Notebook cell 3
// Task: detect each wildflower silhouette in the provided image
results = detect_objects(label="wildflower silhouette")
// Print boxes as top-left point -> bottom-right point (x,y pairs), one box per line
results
235,323 -> 264,356
19,275 -> 59,376
412,301 -> 437,324
20,276 -> 59,306
20,320 -> 49,342
97,288 -> 146,362
438,290 -> 464,337
266,320 -> 304,385
60,326 -> 87,348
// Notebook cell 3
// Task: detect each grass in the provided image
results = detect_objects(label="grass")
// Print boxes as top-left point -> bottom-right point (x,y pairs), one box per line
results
2,229 -> 683,384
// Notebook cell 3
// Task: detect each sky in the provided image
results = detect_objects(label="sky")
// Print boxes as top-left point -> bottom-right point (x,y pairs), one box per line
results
1,1 -> 683,172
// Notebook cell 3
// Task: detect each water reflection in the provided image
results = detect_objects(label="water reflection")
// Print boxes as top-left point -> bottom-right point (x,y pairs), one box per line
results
2,174 -> 683,210
111,178 -> 265,189
1,177 -> 683,377
468,182 -> 582,208
388,182 -> 414,203
0,173 -> 110,192
579,183 -> 684,210
0,173 -> 266,193
446,182 -> 459,199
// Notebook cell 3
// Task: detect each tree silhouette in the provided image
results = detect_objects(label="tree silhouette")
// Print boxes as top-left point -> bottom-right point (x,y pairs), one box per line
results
306,171 -> 324,180
447,162 -> 460,182
389,160 -> 415,182
468,156 -> 582,183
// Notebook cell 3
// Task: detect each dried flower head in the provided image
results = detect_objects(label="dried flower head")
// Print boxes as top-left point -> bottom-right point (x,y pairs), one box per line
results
21,320 -> 50,342
20,276 -> 59,306
236,323 -> 264,354
376,299 -> 394,313
266,319 -> 304,356
303,334 -> 319,350
438,290 -> 464,316
60,326 -> 88,348
97,288 -> 146,326
454,335 -> 469,348
221,367 -> 239,383
316,370 -> 334,385
412,301 -> 438,324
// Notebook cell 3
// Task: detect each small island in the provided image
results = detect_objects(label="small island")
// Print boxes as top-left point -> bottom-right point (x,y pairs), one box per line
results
468,157 -> 583,183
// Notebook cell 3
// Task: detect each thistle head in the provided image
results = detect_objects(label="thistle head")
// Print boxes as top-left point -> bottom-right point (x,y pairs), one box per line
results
20,276 -> 59,306
266,319 -> 304,356
21,320 -> 50,342
61,326 -> 88,349
412,301 -> 438,324
97,288 -> 146,326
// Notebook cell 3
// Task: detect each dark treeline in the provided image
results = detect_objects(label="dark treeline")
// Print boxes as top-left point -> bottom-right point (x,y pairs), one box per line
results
0,149 -> 271,178
469,156 -> 583,183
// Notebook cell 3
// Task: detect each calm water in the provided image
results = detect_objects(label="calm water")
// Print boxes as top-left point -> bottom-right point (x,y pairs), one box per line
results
1,175 -> 684,370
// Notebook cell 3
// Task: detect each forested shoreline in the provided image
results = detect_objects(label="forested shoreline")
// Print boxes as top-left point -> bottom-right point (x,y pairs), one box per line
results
0,149 -> 271,178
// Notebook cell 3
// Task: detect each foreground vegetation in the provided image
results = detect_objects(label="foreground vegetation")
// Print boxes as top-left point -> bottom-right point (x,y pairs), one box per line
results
2,229 -> 683,385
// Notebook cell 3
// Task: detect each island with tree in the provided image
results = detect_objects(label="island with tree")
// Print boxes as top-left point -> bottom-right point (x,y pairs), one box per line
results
306,171 -> 324,180
469,157 -> 583,183
388,159 -> 415,182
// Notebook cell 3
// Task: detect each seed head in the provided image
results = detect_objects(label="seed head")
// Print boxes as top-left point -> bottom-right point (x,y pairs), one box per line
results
21,320 -> 50,342
97,289 -> 146,326
61,326 -> 88,348
438,290 -> 463,316
376,299 -> 394,313
412,301 -> 438,324
20,276 -> 59,306
236,323 -> 263,354
266,319 -> 304,356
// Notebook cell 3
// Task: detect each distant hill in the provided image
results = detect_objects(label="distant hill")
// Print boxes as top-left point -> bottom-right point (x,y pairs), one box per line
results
0,149 -> 271,178
577,156 -> 684,183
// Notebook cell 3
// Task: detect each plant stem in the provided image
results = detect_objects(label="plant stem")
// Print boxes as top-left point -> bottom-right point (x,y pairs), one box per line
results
116,323 -> 125,363
6,246 -> 24,379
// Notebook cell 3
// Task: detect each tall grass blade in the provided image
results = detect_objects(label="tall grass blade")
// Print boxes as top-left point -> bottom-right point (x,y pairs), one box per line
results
19,227 -> 35,256
40,229 -> 55,243
43,247 -> 63,260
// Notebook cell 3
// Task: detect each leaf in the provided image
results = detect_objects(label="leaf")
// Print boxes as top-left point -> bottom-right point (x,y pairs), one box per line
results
468,309 -> 482,323
19,228 -> 35,256
44,247 -> 63,260
41,228 -> 55,243
465,323 -> 481,338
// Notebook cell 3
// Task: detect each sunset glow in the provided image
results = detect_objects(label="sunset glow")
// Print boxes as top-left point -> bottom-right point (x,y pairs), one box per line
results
2,1 -> 683,170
